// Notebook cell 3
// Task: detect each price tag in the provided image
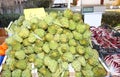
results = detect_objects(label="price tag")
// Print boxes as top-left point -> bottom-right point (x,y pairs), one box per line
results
24,8 -> 46,20
82,7 -> 94,13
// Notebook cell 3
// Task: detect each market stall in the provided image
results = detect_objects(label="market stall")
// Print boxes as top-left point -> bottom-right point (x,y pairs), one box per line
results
0,8 -> 109,77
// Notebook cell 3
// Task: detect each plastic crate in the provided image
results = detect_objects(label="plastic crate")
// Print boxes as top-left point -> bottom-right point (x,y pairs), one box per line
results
0,56 -> 4,66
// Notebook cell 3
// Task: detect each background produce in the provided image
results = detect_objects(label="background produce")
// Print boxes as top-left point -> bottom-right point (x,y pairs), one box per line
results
91,26 -> 120,49
102,12 -> 120,27
0,14 -> 20,28
1,9 -> 107,77
104,54 -> 120,76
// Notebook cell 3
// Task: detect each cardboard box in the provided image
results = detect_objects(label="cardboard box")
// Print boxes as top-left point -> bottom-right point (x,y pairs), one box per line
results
0,28 -> 7,37
0,28 -> 8,45
0,37 -> 7,45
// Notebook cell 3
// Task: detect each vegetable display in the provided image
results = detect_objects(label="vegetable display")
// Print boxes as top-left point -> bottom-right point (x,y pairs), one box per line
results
1,9 -> 107,77
91,26 -> 120,49
104,54 -> 120,76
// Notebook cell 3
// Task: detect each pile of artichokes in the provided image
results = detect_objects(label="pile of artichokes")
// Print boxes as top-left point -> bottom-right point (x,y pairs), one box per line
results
1,9 -> 107,77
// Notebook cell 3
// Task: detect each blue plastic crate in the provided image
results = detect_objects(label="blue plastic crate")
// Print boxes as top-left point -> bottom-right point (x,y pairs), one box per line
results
0,56 -> 5,65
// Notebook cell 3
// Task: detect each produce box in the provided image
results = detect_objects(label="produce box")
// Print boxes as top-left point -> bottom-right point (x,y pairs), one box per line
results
0,28 -> 7,36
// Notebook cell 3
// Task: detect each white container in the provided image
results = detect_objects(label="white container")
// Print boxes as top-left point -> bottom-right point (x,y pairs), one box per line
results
84,12 -> 102,27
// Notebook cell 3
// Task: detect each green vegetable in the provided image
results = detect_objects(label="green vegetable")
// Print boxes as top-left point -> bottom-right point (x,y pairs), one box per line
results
25,46 -> 34,54
79,38 -> 89,46
88,57 -> 99,66
28,54 -> 36,62
76,24 -> 86,34
12,69 -> 22,77
34,58 -> 43,68
59,44 -> 69,53
5,36 -> 15,45
23,38 -> 31,46
48,25 -> 57,34
83,63 -> 93,70
73,31 -> 82,40
43,42 -> 50,53
22,20 -> 31,29
6,58 -> 16,71
54,34 -> 60,42
63,71 -> 69,77
39,67 -> 52,77
37,52 -> 45,60
76,46 -> 85,55
69,39 -> 77,46
15,60 -> 27,70
22,69 -> 31,77
53,19 -> 62,27
83,30 -> 92,39
95,63 -> 107,77
69,46 -> 76,54
73,13 -> 82,22
60,34 -> 68,43
50,50 -> 60,60
1,70 -> 11,77
34,29 -> 45,38
31,23 -> 39,31
52,65 -> 63,77
44,56 -> 58,73
60,17 -> 69,28
49,41 -> 58,50
82,70 -> 94,77
77,56 -> 86,66
28,33 -> 36,43
49,11 -> 58,19
72,60 -> 81,71
12,42 -> 22,51
69,20 -> 76,30
38,20 -> 48,30
35,39 -> 44,47
75,72 -> 82,77
63,9 -> 73,19
44,15 -> 54,25
65,32 -> 73,40
61,62 -> 68,70
84,47 -> 95,59
62,52 -> 74,62
17,16 -> 25,26
15,50 -> 26,60
34,46 -> 42,53
18,27 -> 29,38
13,34 -> 23,43
44,56 -> 51,66
48,59 -> 58,73
56,26 -> 63,34
2,64 -> 9,71
38,73 -> 43,77
45,33 -> 54,42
